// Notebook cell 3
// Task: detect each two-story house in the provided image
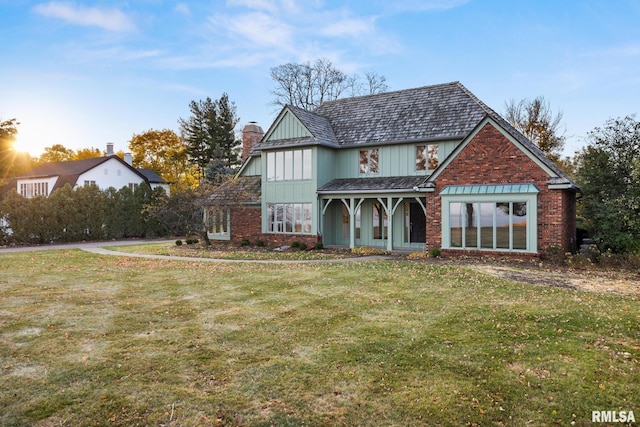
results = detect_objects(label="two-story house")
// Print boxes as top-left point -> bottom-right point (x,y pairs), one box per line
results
206,82 -> 578,256
7,143 -> 169,198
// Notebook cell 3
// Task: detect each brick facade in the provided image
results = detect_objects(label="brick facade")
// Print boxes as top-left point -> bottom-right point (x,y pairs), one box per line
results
425,123 -> 577,257
229,206 -> 319,248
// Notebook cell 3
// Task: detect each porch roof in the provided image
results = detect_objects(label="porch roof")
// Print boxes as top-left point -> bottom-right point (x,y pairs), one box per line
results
317,176 -> 429,195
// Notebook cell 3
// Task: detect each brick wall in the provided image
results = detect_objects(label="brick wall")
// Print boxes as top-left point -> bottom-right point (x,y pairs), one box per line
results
229,206 -> 319,248
425,122 -> 576,256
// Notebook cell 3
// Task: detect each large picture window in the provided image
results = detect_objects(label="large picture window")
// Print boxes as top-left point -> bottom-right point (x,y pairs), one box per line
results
266,149 -> 312,181
267,203 -> 312,234
449,201 -> 529,251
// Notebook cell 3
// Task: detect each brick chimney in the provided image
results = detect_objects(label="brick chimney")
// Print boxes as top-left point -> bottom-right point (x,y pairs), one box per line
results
241,121 -> 264,162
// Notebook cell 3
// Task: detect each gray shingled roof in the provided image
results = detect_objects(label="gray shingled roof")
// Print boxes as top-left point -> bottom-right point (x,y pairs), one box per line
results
318,176 -> 428,194
206,176 -> 262,204
256,105 -> 339,150
313,81 -> 487,145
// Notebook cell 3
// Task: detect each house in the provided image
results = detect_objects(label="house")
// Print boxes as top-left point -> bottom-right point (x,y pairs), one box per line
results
206,82 -> 578,256
7,143 -> 170,197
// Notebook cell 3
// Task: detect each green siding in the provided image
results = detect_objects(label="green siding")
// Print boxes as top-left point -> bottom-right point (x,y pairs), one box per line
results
266,110 -> 312,141
239,156 -> 261,176
330,141 -> 459,178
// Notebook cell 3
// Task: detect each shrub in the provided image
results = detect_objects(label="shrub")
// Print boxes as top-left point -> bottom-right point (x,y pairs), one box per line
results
290,241 -> 301,248
314,242 -> 324,250
298,243 -> 308,251
429,247 -> 441,258
240,239 -> 250,247
185,238 -> 199,245
256,239 -> 265,247
175,240 -> 183,246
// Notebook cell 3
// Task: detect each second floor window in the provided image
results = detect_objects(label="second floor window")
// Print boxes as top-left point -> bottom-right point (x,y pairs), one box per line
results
359,148 -> 379,174
267,149 -> 312,181
416,144 -> 438,171
19,182 -> 48,198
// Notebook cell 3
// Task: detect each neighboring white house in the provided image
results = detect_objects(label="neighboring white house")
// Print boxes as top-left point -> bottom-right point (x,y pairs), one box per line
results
8,145 -> 169,197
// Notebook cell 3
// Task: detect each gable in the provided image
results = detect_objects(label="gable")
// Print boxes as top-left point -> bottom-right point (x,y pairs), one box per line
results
428,117 -> 570,188
264,109 -> 313,142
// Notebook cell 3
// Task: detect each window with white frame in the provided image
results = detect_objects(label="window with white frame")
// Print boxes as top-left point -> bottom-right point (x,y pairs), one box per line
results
19,182 -> 49,198
267,203 -> 312,234
266,149 -> 312,181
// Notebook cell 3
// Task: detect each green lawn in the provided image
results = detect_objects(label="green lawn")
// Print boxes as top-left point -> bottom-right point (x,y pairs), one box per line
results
0,249 -> 638,426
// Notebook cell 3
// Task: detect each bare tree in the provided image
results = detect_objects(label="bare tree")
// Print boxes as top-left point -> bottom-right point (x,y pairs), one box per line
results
504,96 -> 566,160
270,58 -> 388,110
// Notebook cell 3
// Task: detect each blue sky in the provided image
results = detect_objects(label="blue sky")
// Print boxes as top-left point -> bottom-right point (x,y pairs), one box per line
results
1,0 -> 639,157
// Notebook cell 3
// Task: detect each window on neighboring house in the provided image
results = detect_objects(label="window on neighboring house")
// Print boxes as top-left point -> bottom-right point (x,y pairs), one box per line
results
19,182 -> 48,198
416,144 -> 438,171
359,149 -> 379,174
266,149 -> 312,181
84,180 -> 96,186
449,201 -> 528,251
267,203 -> 312,234
104,168 -> 108,175
372,202 -> 388,239
128,183 -> 139,191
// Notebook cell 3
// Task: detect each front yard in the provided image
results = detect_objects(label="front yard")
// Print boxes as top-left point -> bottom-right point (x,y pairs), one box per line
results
0,248 -> 638,426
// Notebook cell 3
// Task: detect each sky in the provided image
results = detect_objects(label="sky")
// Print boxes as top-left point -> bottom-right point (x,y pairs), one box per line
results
1,0 -> 639,158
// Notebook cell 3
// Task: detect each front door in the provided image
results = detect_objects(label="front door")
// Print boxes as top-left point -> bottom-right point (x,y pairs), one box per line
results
410,202 -> 426,243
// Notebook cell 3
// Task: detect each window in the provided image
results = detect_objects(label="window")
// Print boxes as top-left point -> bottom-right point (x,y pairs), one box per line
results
373,202 -> 388,239
359,149 -> 379,174
449,201 -> 528,251
19,182 -> 48,198
84,180 -> 96,186
266,149 -> 312,181
206,208 -> 229,239
128,183 -> 139,191
267,203 -> 312,234
416,144 -> 438,171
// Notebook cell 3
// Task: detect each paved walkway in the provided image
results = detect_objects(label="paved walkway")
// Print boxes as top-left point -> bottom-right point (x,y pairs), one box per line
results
0,239 -> 392,263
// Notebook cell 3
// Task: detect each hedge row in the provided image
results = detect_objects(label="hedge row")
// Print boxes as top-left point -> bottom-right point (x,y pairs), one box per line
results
0,183 -> 166,245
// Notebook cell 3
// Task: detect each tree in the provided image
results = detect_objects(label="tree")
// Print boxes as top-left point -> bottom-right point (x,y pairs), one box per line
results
39,144 -> 76,163
575,115 -> 640,253
129,129 -> 198,192
270,58 -> 389,110
178,94 -> 241,182
75,147 -> 104,160
504,96 -> 566,161
1,118 -> 19,181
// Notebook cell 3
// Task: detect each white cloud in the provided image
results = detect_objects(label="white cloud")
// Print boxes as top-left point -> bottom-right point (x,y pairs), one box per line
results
175,3 -> 191,17
33,1 -> 135,32
210,12 -> 293,48
319,16 -> 377,38
388,0 -> 469,12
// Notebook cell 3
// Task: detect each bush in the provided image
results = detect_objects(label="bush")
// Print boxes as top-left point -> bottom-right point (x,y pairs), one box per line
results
429,247 -> 441,258
240,239 -> 250,247
314,242 -> 324,250
290,241 -> 300,248
298,243 -> 308,251
175,240 -> 183,246
256,239 -> 265,247
185,238 -> 199,245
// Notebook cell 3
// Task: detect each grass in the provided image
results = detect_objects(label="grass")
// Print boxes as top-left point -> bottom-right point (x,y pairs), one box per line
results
0,249 -> 638,426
